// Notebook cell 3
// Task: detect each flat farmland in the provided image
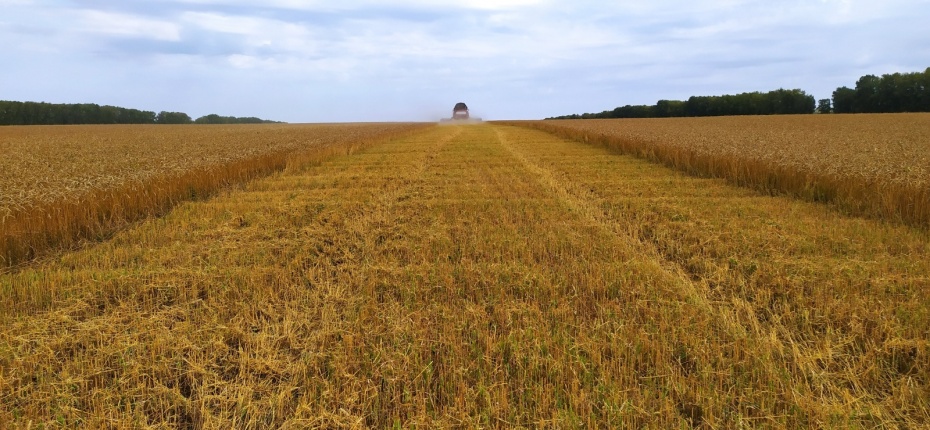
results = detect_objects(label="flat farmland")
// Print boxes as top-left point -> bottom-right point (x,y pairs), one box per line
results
501,114 -> 930,227
0,124 -> 427,210
0,123 -> 429,267
1,122 -> 928,427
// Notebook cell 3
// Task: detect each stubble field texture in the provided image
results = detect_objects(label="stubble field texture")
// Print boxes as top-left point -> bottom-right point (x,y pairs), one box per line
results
1,117 -> 929,428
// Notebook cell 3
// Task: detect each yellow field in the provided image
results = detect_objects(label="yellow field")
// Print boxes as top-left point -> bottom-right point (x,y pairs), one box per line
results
1,123 -> 928,427
498,114 -> 930,227
0,123 -> 430,267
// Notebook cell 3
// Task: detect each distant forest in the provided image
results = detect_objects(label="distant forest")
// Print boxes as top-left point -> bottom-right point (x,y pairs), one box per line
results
0,101 -> 282,125
549,67 -> 930,119
832,67 -> 930,113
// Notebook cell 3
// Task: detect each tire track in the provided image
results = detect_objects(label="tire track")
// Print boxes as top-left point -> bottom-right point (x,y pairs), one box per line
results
494,127 -> 711,305
493,124 -> 788,339
494,123 -> 930,426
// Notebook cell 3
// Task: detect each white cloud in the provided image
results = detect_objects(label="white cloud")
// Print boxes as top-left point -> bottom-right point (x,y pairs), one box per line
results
181,12 -> 295,37
78,10 -> 182,41
173,0 -> 549,11
181,11 -> 320,54
401,0 -> 549,10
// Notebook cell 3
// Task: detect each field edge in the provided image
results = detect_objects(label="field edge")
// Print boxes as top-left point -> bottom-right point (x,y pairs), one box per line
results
0,124 -> 435,271
494,119 -> 930,230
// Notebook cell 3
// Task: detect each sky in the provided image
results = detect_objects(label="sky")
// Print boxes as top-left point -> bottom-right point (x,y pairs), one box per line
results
2,0 -> 928,122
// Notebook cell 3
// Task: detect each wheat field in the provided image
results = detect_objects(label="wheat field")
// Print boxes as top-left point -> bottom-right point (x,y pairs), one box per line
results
1,122 -> 927,428
0,123 -> 429,268
498,114 -> 930,228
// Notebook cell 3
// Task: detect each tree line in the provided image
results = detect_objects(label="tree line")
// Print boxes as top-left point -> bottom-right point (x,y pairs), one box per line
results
549,67 -> 930,119
829,67 -> 930,114
0,100 -> 281,125
548,89 -> 815,120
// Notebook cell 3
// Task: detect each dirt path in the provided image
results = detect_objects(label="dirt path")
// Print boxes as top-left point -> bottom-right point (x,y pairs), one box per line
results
1,124 -> 927,428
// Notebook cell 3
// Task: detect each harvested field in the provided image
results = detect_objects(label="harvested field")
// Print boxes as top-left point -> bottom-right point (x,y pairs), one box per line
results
2,123 -> 928,427
498,114 -> 930,227
0,123 -> 430,267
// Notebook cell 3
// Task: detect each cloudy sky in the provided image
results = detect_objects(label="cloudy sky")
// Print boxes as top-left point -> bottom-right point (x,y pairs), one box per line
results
2,0 -> 928,122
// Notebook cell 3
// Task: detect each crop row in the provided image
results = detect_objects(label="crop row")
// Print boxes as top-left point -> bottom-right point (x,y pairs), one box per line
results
0,123 -> 432,268
496,114 -> 930,228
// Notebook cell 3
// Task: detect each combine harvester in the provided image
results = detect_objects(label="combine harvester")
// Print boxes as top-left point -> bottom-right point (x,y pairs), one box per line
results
440,102 -> 481,123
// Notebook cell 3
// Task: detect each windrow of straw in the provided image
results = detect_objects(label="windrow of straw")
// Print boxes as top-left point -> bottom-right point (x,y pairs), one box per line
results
496,114 -> 930,228
0,123 -> 432,269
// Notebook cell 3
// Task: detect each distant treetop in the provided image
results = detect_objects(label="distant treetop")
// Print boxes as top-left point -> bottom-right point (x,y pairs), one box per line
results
0,100 -> 283,126
548,89 -> 815,120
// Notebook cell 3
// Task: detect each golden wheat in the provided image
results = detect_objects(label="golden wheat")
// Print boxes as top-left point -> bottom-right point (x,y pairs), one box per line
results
1,123 -> 927,428
0,123 -> 431,267
496,114 -> 930,227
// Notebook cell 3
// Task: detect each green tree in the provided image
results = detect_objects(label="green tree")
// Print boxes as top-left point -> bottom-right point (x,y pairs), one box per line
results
853,74 -> 881,112
832,87 -> 855,113
195,114 -> 227,124
817,99 -> 832,114
155,111 -> 193,124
